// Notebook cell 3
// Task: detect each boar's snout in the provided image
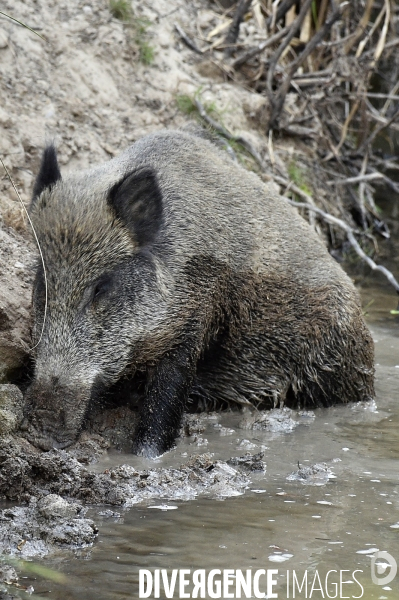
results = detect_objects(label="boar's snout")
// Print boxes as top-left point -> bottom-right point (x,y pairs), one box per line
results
21,381 -> 90,451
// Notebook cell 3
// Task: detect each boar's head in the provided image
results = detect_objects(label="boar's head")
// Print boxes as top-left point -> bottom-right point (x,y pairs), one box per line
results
22,146 -> 170,450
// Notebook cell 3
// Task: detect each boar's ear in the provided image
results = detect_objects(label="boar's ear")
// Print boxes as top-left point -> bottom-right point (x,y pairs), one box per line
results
32,145 -> 62,203
108,168 -> 163,246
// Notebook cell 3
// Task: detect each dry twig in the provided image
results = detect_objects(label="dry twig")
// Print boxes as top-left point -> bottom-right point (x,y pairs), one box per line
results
266,0 -> 313,107
356,107 -> 399,156
268,3 -> 346,130
232,24 -> 290,68
286,199 -> 399,293
224,0 -> 253,48
192,98 -> 399,293
174,23 -> 203,54
265,0 -> 297,29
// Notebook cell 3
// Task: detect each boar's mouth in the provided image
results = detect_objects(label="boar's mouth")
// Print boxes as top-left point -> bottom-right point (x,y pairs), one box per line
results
20,422 -> 76,451
21,382 -> 91,451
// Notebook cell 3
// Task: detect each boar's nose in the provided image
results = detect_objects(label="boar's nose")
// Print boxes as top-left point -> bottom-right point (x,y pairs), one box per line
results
20,418 -> 74,450
33,407 -> 67,428
20,408 -> 73,451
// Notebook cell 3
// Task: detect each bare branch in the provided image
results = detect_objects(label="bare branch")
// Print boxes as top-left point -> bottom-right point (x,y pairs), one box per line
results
174,23 -> 203,54
192,98 -> 399,292
224,0 -> 253,47
356,107 -> 399,155
231,25 -> 290,68
266,0 -> 313,105
285,199 -> 399,293
328,173 -> 384,186
268,3 -> 346,130
265,0 -> 297,28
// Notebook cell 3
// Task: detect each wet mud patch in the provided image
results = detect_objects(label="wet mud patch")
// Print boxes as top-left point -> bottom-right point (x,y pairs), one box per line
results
239,407 -> 315,433
286,462 -> 336,486
0,393 -> 312,559
0,376 -> 389,566
0,443 -> 252,557
0,496 -> 98,559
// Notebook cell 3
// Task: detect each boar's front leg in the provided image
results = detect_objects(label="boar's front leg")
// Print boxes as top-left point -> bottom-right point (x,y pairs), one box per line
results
132,338 -> 199,458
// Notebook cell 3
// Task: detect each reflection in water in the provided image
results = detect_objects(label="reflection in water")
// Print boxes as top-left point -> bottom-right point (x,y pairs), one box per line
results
11,293 -> 399,599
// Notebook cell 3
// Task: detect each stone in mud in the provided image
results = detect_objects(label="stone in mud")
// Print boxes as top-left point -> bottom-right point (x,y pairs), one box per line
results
0,499 -> 97,558
37,494 -> 79,519
239,408 -> 298,433
228,451 -> 266,472
0,384 -> 24,436
49,518 -> 99,546
286,463 -> 333,486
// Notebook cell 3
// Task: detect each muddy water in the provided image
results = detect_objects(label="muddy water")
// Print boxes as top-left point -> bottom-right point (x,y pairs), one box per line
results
10,287 -> 398,600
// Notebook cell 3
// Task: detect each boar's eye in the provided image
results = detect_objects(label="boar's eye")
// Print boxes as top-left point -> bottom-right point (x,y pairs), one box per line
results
92,276 -> 112,302
80,276 -> 113,311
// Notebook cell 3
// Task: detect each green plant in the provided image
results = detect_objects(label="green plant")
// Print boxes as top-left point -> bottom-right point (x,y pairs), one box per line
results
176,94 -> 197,115
287,161 -> 312,196
19,560 -> 67,583
362,298 -> 375,316
138,38 -> 155,65
175,91 -> 219,118
108,3 -> 155,65
175,93 -> 256,169
134,17 -> 155,64
227,138 -> 251,165
109,0 -> 132,21
311,0 -> 318,29
0,557 -> 67,600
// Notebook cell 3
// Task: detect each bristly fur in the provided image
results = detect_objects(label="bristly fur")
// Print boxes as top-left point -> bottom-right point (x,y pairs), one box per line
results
23,128 -> 375,457
32,145 -> 61,201
108,168 -> 164,246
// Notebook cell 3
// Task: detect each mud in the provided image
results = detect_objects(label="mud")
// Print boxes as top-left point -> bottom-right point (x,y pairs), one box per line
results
239,407 -> 315,433
0,452 -> 251,556
0,496 -> 98,558
0,378 -> 330,558
228,451 -> 266,472
0,385 -> 23,436
0,437 -> 253,506
286,462 -> 335,486
0,231 -> 33,383
0,397 -> 309,557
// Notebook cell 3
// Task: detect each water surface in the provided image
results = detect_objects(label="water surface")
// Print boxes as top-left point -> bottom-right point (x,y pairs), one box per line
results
9,287 -> 398,600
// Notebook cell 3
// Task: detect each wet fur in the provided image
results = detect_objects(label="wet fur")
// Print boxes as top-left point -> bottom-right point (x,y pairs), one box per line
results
24,128 -> 375,457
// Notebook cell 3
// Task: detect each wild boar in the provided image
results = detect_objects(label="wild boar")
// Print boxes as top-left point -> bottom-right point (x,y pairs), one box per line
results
22,128 -> 374,457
